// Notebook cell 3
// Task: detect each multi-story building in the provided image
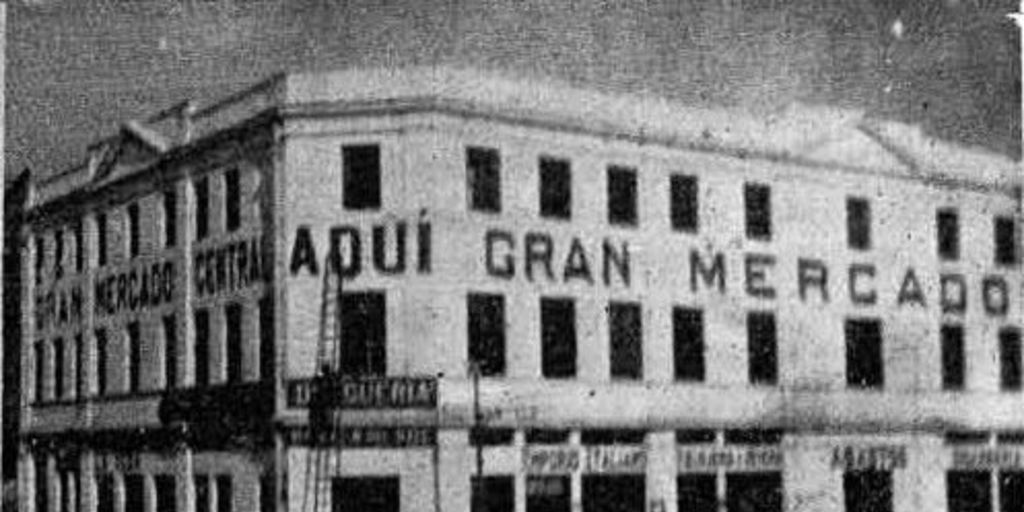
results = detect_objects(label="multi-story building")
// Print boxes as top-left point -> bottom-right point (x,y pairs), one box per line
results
18,67 -> 1022,512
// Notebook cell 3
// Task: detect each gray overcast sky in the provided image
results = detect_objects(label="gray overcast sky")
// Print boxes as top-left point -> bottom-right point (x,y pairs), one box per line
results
6,0 -> 1020,180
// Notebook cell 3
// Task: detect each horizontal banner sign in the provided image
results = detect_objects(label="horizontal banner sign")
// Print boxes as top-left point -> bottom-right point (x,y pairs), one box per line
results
677,446 -> 784,473
286,377 -> 438,409
524,446 -> 647,474
952,447 -> 1024,470
288,426 -> 436,448
831,445 -> 907,471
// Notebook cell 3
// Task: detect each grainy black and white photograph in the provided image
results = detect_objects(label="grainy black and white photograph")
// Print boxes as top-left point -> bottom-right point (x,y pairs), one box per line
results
3,1 -> 1023,511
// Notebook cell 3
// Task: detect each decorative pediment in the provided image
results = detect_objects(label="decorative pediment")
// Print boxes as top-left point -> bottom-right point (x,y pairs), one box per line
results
90,120 -> 170,183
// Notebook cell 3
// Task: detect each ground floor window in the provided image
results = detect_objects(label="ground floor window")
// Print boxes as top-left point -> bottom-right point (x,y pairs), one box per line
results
155,475 -> 176,512
678,475 -> 716,512
948,471 -> 991,512
843,470 -> 892,512
472,476 -> 514,512
332,476 -> 399,512
125,474 -> 145,512
527,476 -> 571,512
726,473 -> 782,512
582,475 -> 645,512
216,475 -> 233,512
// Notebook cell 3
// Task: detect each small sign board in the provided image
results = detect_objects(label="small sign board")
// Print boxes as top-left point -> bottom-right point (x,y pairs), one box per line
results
831,445 -> 907,471
524,446 -> 647,474
952,446 -> 1024,470
677,446 -> 784,473
286,376 -> 438,409
290,426 -> 436,448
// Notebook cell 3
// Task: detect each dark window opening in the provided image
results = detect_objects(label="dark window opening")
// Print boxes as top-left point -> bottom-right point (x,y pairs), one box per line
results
947,471 -> 990,512
163,188 -> 177,247
1000,471 -> 1024,512
470,428 -> 515,446
467,147 -> 501,213
527,476 -> 570,512
34,341 -> 45,403
195,309 -> 210,387
97,213 -> 108,266
674,308 -> 705,382
164,315 -> 177,389
526,429 -> 570,444
726,473 -> 782,512
580,429 -> 646,445
74,333 -> 83,398
468,293 -> 506,377
997,431 -> 1024,444
125,474 -> 145,512
541,298 -> 576,379
847,197 -> 871,250
941,324 -> 965,391
744,183 -> 772,240
259,295 -> 275,381
195,476 -> 210,512
607,166 -> 638,226
944,431 -> 989,445
670,174 -> 699,232
127,202 -> 140,258
195,177 -> 209,240
676,429 -> 717,445
225,168 -> 241,232
845,318 -> 884,389
156,475 -> 177,512
609,301 -> 642,380
332,476 -> 399,512
54,229 -> 64,279
216,475 -> 233,512
128,322 -> 141,392
343,145 -> 382,210
540,157 -> 572,219
995,216 -> 1017,266
677,475 -> 716,512
97,474 -> 115,512
747,312 -> 778,385
582,475 -> 645,512
341,292 -> 387,377
472,476 -> 514,512
96,329 -> 108,396
226,303 -> 243,383
1000,327 -> 1022,391
938,209 -> 960,261
724,429 -> 783,445
74,221 -> 85,271
843,470 -> 893,512
34,236 -> 44,284
53,337 -> 64,400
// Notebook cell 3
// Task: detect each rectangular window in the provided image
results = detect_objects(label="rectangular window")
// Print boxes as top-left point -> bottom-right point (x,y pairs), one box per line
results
937,208 -> 959,261
164,315 -> 177,389
74,333 -> 83,398
125,475 -> 145,512
216,475 -> 232,512
1000,327 -> 1022,391
845,318 -> 884,389
54,229 -> 64,279
34,455 -> 48,512
747,312 -> 778,385
467,146 -> 501,213
127,202 -> 140,258
726,473 -> 782,512
995,216 -> 1017,266
332,477 -> 400,512
670,174 -> 699,232
127,322 -> 141,393
96,329 -> 108,396
947,471 -> 991,512
674,307 -> 705,382
468,293 -> 506,377
745,183 -> 772,240
541,298 -> 576,379
607,166 -> 638,226
53,337 -> 64,400
677,475 -> 716,512
341,292 -> 387,376
539,157 -> 571,219
163,188 -> 177,247
156,475 -> 177,512
97,213 -> 108,266
74,221 -> 85,271
844,470 -> 893,512
675,429 -> 716,444
527,476 -> 571,512
34,236 -> 44,284
609,301 -> 642,380
941,324 -> 965,391
225,168 -> 241,232
34,341 -> 45,403
847,197 -> 871,250
195,177 -> 209,240
195,476 -> 210,512
195,309 -> 210,387
97,475 -> 115,512
472,476 -> 514,512
259,296 -> 274,381
343,145 -> 382,210
226,303 -> 243,383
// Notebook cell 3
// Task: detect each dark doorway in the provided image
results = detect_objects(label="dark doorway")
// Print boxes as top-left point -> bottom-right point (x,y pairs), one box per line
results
843,470 -> 892,512
678,474 -> 717,512
332,476 -> 400,512
582,475 -> 646,512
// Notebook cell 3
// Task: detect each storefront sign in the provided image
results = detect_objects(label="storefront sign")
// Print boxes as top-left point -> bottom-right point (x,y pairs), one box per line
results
193,235 -> 266,298
524,446 -> 647,474
35,284 -> 83,331
286,377 -> 438,409
287,426 -> 436,448
677,446 -> 784,473
94,261 -> 175,316
95,452 -> 141,473
831,445 -> 907,471
952,446 -> 1024,469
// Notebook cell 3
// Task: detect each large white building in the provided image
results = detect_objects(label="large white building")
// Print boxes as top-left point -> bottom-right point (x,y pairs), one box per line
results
17,66 -> 1024,512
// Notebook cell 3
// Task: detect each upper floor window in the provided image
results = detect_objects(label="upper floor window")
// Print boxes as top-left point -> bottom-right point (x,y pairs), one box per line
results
673,307 -> 705,382
845,318 -> 884,389
609,301 -> 642,380
164,315 -> 177,389
670,174 -> 699,233
995,216 -> 1017,266
127,322 -> 141,393
847,197 -> 871,250
225,168 -> 241,232
33,340 -> 45,403
194,309 -> 210,387
468,293 -> 506,377
539,157 -> 571,219
34,236 -> 44,284
127,202 -> 141,258
53,229 -> 64,279
195,177 -> 210,241
747,312 -> 777,385
607,166 -> 638,227
744,183 -> 771,240
1000,327 -> 1022,391
937,208 -> 959,261
341,292 -> 387,377
343,144 -> 382,210
74,221 -> 85,271
941,324 -> 965,391
96,329 -> 109,396
163,188 -> 177,248
53,337 -> 65,400
97,213 -> 108,266
467,146 -> 501,213
225,303 -> 243,383
541,297 -> 576,379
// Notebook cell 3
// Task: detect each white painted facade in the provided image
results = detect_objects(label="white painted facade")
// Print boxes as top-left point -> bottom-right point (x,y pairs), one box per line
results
17,67 -> 1024,512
